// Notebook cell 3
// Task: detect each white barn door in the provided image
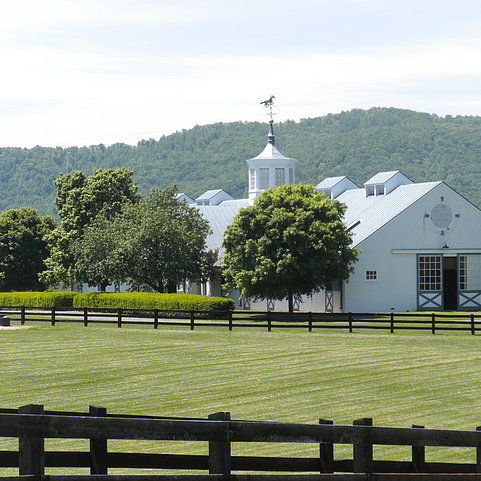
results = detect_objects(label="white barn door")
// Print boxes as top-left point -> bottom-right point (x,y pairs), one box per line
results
417,255 -> 443,310
458,254 -> 481,309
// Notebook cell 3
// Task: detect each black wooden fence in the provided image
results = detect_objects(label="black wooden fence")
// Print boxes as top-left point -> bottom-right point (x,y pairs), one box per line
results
1,306 -> 481,335
1,405 -> 481,480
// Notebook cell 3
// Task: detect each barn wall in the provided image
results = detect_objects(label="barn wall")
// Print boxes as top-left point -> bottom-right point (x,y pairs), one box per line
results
344,183 -> 481,312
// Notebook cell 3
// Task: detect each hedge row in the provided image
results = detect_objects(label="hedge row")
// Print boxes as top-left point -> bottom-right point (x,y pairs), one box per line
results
0,291 -> 235,311
72,292 -> 234,312
0,291 -> 78,308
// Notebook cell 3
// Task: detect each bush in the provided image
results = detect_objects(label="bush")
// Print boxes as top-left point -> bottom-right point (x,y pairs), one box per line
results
0,291 -> 78,308
73,292 -> 235,312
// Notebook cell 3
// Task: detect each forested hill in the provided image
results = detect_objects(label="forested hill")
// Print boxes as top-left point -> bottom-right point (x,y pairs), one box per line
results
1,107 -> 481,215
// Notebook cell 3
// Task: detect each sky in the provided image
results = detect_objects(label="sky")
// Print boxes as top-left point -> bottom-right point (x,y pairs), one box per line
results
1,0 -> 481,147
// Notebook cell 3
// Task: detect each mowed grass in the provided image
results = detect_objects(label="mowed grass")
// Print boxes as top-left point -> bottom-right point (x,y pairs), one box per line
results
1,323 -> 481,472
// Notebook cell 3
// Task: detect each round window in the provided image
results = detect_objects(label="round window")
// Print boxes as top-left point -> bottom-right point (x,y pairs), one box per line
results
431,203 -> 454,229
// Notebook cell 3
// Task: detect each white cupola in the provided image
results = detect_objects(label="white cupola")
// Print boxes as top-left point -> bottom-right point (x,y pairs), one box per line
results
246,120 -> 296,200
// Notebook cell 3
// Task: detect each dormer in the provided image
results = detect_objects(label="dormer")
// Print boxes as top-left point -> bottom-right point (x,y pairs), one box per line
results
195,189 -> 234,206
364,171 -> 413,197
175,193 -> 195,205
316,176 -> 358,199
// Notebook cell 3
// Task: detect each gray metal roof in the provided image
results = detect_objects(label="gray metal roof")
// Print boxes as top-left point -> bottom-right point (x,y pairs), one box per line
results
364,171 -> 401,184
338,181 -> 441,246
316,176 -> 347,189
195,189 -> 224,201
248,143 -> 294,161
194,180 -> 442,262
196,200 -> 250,262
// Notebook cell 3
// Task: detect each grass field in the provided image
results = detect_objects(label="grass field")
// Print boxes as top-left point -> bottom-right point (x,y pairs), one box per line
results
2,322 -> 481,472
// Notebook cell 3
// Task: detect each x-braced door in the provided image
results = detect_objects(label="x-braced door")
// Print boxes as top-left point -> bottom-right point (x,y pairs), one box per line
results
417,255 -> 443,310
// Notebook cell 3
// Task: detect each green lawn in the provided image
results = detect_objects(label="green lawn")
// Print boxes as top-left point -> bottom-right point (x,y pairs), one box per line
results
1,323 -> 481,472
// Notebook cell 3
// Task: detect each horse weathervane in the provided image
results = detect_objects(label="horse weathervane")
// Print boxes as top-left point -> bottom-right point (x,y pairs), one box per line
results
260,95 -> 276,123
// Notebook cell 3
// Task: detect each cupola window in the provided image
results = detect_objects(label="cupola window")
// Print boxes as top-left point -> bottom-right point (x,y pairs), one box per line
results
249,170 -> 255,190
259,168 -> 269,189
275,168 -> 285,186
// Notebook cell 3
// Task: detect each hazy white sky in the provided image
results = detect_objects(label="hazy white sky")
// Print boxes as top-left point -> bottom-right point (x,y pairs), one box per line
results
1,0 -> 481,147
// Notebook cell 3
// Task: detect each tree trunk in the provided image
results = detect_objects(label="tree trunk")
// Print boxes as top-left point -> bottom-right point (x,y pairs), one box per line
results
99,282 -> 108,292
287,290 -> 294,313
166,280 -> 177,293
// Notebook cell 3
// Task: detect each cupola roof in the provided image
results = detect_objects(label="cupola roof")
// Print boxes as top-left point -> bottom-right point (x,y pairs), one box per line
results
248,121 -> 294,162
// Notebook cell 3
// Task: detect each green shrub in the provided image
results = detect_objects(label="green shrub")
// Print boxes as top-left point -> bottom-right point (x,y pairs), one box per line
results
73,292 -> 234,312
0,291 -> 78,308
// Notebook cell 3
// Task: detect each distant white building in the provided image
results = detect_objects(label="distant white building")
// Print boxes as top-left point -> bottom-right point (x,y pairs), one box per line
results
188,120 -> 481,312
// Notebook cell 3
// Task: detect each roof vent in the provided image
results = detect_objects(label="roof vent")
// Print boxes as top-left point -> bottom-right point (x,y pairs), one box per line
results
316,176 -> 358,199
431,203 -> 454,229
175,193 -> 195,205
195,189 -> 234,206
364,171 -> 412,196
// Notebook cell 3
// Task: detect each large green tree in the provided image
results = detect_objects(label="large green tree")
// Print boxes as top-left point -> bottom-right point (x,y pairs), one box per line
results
73,187 -> 214,292
0,208 -> 55,291
222,184 -> 358,312
40,168 -> 140,287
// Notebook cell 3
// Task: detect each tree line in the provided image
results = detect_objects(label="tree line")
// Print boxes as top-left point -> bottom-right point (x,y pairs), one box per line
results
1,107 -> 481,216
0,169 -> 357,312
0,169 -> 215,294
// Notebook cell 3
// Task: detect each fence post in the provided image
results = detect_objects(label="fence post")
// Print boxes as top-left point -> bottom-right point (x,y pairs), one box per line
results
319,418 -> 334,473
353,417 -> 373,473
190,310 -> 195,330
390,312 -> 394,334
208,412 -> 231,476
51,307 -> 56,326
21,305 -> 26,325
154,309 -> 159,329
476,426 -> 481,472
89,405 -> 108,475
18,404 -> 45,478
117,308 -> 122,328
411,424 -> 425,472
267,311 -> 272,332
471,313 -> 476,336
431,312 -> 436,334
348,312 -> 353,333
84,307 -> 88,327
228,311 -> 233,331
308,311 -> 313,332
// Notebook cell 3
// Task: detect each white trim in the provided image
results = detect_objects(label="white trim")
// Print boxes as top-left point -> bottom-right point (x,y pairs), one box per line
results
392,248 -> 481,254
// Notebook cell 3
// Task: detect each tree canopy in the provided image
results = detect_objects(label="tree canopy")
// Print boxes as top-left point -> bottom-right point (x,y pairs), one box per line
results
222,185 -> 358,312
40,168 -> 140,287
0,208 -> 54,291
73,187 -> 214,292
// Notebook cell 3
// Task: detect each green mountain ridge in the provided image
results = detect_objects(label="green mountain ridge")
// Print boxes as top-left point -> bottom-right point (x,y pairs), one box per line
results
1,107 -> 481,215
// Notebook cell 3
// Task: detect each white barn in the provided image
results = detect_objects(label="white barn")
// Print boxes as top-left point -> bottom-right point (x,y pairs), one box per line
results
188,120 -> 481,312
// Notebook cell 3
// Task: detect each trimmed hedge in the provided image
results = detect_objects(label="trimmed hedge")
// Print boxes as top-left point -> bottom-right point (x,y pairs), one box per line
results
0,291 -> 78,308
73,292 -> 234,312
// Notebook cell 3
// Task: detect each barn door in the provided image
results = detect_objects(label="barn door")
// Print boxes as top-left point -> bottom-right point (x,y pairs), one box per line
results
325,291 -> 334,312
458,254 -> 481,309
417,255 -> 443,310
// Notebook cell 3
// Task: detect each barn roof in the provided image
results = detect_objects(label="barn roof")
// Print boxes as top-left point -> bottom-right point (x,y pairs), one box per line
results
337,181 -> 441,246
195,178 -> 442,261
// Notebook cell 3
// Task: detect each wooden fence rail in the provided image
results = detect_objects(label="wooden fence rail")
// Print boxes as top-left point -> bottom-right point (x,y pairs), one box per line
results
1,306 -> 481,335
1,406 -> 481,480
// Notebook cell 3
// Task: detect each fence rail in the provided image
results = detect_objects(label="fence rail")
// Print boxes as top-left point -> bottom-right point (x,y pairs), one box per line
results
1,306 -> 481,335
1,406 -> 481,480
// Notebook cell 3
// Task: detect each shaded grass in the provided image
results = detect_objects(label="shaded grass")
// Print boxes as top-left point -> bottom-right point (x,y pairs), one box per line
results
1,323 -> 481,473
